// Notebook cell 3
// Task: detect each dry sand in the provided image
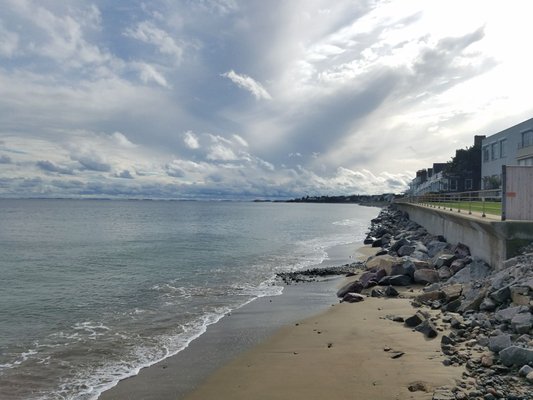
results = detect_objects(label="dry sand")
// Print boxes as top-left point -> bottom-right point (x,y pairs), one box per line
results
184,296 -> 462,400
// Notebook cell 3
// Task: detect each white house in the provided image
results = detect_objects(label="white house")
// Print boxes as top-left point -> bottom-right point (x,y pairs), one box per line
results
481,117 -> 533,189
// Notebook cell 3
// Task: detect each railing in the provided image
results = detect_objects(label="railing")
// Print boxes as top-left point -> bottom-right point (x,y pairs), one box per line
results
396,189 -> 502,218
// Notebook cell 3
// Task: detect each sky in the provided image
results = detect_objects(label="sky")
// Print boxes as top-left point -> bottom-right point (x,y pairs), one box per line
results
1,0 -> 533,200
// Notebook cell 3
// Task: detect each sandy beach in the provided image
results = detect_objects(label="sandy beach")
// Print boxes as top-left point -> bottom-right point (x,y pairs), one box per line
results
183,288 -> 461,400
100,244 -> 463,400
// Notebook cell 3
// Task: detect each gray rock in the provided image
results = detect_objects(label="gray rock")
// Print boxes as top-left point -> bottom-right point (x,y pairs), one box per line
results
495,305 -> 529,323
434,254 -> 456,268
490,286 -> 511,304
498,346 -> 533,367
519,364 -> 533,376
398,245 -> 415,257
405,311 -> 428,328
488,334 -> 512,353
427,241 -> 449,258
480,297 -> 497,311
511,312 -> 533,334
438,266 -> 452,280
415,319 -> 438,338
449,259 -> 467,275
384,286 -> 399,297
341,292 -> 365,303
510,286 -> 531,306
441,284 -> 463,301
452,242 -> 471,259
441,335 -> 455,345
415,242 -> 428,253
414,269 -> 440,285
337,281 -> 363,298
442,299 -> 461,312
447,259 -> 491,284
390,238 -> 409,252
379,274 -> 412,286
370,288 -> 384,297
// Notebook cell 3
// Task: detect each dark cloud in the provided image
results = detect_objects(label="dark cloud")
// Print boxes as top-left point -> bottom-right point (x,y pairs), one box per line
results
0,155 -> 12,164
36,160 -> 74,175
71,154 -> 111,172
115,170 -> 134,179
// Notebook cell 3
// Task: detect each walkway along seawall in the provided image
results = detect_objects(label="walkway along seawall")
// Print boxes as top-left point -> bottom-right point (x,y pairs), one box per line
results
395,203 -> 533,269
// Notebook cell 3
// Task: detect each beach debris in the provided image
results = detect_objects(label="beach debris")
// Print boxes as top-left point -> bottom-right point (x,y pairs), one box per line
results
327,343 -> 332,348
408,381 -> 431,392
390,351 -> 405,359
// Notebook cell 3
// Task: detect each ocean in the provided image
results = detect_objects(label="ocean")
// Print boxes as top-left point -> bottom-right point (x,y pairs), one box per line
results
0,199 -> 379,400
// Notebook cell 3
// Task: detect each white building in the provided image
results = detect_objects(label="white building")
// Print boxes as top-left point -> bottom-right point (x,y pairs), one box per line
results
481,117 -> 533,189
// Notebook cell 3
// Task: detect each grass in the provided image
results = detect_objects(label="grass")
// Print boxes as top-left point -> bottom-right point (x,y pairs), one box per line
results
419,200 -> 502,216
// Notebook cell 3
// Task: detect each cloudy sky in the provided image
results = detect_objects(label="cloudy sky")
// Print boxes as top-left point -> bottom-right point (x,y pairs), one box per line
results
1,0 -> 532,199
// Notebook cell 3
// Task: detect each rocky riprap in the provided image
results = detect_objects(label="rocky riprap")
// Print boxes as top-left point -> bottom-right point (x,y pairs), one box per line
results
346,206 -> 533,400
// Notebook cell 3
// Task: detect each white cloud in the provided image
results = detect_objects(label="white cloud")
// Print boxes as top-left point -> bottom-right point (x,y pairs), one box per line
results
183,130 -> 200,149
124,21 -> 184,64
0,22 -> 19,57
135,62 -> 169,87
222,70 -> 272,100
207,143 -> 238,161
232,134 -> 248,147
112,132 -> 136,148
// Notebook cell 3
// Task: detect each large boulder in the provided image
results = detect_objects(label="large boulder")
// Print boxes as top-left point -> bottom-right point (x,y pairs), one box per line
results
366,255 -> 400,275
447,259 -> 491,284
495,305 -> 529,324
511,313 -> 533,334
341,292 -> 365,303
413,269 -> 440,285
499,346 -> 533,367
337,281 -> 363,298
488,334 -> 512,353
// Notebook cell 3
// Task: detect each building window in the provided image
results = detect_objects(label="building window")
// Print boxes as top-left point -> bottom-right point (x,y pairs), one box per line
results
483,146 -> 489,162
449,178 -> 458,191
465,179 -> 473,190
522,130 -> 533,148
499,139 -> 507,158
518,157 -> 533,166
491,142 -> 499,160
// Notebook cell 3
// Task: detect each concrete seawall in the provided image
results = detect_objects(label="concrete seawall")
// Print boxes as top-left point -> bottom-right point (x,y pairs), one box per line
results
395,203 -> 533,269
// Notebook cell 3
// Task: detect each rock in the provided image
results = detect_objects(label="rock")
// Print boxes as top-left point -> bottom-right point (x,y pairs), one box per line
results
391,238 -> 409,252
441,335 -> 455,346
449,259 -> 467,275
441,284 -> 463,302
434,254 -> 456,268
337,281 -> 363,298
495,305 -> 529,323
498,346 -> 533,367
371,238 -> 383,247
458,286 -> 488,313
488,334 -> 512,353
479,297 -> 497,311
481,353 -> 494,367
405,311 -> 428,328
417,291 -> 445,303
384,286 -> 399,297
452,242 -> 471,259
414,269 -> 440,284
415,319 -> 438,338
427,241 -> 449,258
366,255 -> 400,274
379,274 -> 412,286
438,266 -> 452,280
511,312 -> 533,334
490,286 -> 511,304
518,364 -> 533,376
510,286 -> 531,306
448,259 -> 491,284
408,381 -> 431,392
398,245 -> 415,257
341,292 -> 365,303
527,370 -> 533,383
370,288 -> 385,297
363,237 -> 374,245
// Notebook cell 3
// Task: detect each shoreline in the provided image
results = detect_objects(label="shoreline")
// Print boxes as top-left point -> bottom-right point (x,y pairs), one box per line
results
98,241 -> 371,400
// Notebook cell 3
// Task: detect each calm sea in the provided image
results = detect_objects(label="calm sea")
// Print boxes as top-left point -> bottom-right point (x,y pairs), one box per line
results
0,199 -> 378,399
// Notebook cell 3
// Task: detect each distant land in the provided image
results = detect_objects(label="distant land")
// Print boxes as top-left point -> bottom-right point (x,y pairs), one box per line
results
254,193 -> 400,204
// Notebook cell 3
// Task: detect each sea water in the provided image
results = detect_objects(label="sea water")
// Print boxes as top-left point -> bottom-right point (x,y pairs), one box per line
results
0,199 -> 379,399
